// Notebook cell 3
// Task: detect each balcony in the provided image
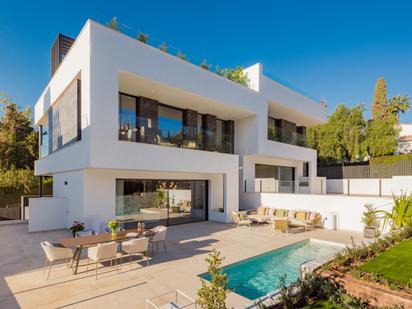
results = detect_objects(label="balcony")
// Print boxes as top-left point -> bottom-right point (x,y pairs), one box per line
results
268,126 -> 306,147
119,116 -> 233,154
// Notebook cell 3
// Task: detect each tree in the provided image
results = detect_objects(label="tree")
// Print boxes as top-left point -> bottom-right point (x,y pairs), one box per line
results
371,77 -> 388,120
387,95 -> 410,117
363,117 -> 398,157
197,250 -> 229,309
306,104 -> 366,164
0,93 -> 38,170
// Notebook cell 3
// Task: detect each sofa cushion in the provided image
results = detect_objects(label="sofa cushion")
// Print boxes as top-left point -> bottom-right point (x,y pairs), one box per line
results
257,207 -> 267,215
267,208 -> 276,216
308,212 -> 318,220
288,210 -> 296,219
296,211 -> 307,221
276,209 -> 288,217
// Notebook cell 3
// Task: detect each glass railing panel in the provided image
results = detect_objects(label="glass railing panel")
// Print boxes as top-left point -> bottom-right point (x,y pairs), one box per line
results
121,116 -> 234,154
268,126 -> 306,147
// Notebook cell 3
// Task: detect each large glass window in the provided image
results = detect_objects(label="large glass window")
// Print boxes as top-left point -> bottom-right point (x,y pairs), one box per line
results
116,179 -> 208,227
40,79 -> 80,157
119,94 -> 137,141
158,105 -> 183,147
117,92 -> 235,154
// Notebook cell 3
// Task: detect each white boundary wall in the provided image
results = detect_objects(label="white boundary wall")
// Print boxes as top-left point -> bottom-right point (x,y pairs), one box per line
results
240,192 -> 392,232
327,176 -> 412,196
28,197 -> 67,232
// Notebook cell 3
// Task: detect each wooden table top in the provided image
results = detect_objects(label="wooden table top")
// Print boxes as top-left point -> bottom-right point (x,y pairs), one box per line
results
58,229 -> 155,248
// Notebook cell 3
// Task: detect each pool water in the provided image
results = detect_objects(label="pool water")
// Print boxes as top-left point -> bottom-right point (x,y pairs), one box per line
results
201,240 -> 341,300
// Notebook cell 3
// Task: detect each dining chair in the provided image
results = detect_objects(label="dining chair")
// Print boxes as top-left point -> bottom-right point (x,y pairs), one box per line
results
86,242 -> 118,279
149,226 -> 167,255
40,241 -> 73,280
119,237 -> 149,269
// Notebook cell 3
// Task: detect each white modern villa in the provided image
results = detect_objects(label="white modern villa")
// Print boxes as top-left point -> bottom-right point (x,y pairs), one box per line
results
31,19 -> 327,232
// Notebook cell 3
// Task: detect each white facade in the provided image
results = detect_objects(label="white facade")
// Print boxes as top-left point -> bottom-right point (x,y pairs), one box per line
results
33,20 -> 326,231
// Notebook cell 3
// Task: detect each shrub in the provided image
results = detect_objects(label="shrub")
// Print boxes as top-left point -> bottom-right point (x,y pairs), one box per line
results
159,42 -> 168,53
137,32 -> 149,43
222,66 -> 249,87
106,17 -> 120,31
200,59 -> 211,70
197,250 -> 229,309
378,192 -> 412,231
177,51 -> 187,61
370,153 -> 412,165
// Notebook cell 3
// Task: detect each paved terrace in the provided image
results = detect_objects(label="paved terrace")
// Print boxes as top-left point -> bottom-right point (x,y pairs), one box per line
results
0,222 -> 367,309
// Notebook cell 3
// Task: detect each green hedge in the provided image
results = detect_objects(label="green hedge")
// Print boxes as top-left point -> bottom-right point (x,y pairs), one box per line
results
370,154 -> 412,165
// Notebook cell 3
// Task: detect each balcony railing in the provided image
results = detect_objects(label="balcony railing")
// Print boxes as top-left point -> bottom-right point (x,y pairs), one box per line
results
244,178 -> 325,195
119,116 -> 233,154
268,127 -> 306,147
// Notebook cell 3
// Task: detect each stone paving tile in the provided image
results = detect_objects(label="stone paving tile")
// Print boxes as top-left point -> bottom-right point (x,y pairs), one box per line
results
0,222 -> 366,308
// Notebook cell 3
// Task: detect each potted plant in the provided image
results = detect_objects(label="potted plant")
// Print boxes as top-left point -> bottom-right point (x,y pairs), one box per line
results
107,220 -> 119,236
362,203 -> 379,238
69,221 -> 84,237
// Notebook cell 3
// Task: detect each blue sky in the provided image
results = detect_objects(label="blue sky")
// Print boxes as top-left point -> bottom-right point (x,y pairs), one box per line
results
0,0 -> 411,123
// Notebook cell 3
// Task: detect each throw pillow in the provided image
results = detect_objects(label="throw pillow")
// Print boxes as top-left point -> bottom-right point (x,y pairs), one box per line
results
296,211 -> 307,220
288,210 -> 296,219
257,207 -> 266,215
267,208 -> 276,216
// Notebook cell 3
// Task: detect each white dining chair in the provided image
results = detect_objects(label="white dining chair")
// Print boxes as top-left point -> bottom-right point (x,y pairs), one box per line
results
86,242 -> 118,279
149,226 -> 167,255
40,241 -> 73,280
120,237 -> 149,269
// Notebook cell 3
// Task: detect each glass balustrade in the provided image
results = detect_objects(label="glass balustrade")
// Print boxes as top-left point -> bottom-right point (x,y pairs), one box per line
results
119,116 -> 233,154
268,126 -> 306,147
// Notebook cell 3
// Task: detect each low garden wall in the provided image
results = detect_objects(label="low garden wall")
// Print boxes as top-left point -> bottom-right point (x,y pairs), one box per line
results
240,192 -> 392,232
28,197 -> 67,232
319,270 -> 412,308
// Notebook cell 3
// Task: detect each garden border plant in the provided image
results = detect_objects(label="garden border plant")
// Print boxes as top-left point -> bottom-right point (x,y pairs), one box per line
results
322,227 -> 412,294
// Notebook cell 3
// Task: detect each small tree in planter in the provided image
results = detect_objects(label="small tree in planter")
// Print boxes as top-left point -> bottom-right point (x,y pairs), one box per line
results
200,59 -> 211,70
106,17 -> 120,31
362,203 -> 379,238
137,32 -> 149,43
159,42 -> 168,53
177,51 -> 187,61
197,250 -> 229,309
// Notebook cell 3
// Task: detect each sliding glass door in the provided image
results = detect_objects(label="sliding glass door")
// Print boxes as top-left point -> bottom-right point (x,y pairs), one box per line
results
116,179 -> 208,227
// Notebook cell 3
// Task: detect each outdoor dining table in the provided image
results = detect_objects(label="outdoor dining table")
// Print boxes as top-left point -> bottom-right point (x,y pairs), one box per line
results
58,229 -> 155,274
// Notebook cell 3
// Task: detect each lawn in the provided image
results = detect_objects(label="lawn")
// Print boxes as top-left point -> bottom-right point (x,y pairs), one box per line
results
360,238 -> 412,286
302,300 -> 344,309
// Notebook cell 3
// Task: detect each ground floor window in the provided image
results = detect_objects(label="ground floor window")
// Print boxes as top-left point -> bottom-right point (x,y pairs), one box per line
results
255,164 -> 295,193
115,179 -> 208,227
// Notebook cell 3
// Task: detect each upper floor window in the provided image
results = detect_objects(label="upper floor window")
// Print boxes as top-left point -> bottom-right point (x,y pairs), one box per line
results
267,117 -> 306,147
39,79 -> 81,157
118,92 -> 234,154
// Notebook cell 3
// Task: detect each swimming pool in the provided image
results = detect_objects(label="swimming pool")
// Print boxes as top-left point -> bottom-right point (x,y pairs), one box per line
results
201,240 -> 341,300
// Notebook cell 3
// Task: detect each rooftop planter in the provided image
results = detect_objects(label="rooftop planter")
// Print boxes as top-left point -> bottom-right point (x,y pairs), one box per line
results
104,17 -> 250,88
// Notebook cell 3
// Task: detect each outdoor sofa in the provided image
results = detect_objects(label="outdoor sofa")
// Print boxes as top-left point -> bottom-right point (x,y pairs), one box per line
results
245,206 -> 323,230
